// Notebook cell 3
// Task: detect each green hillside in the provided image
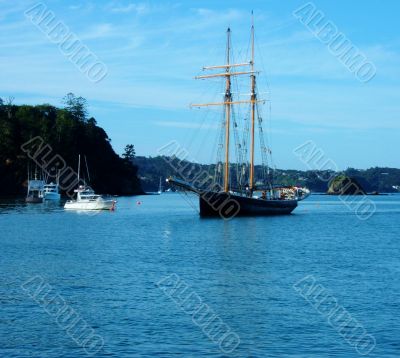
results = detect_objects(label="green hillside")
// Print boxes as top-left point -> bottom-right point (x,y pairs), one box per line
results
0,95 -> 142,196
135,156 -> 400,194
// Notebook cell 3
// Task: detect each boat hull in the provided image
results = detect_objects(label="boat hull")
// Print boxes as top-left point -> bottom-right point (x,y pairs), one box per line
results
44,193 -> 61,201
199,192 -> 297,218
64,199 -> 116,211
26,197 -> 43,204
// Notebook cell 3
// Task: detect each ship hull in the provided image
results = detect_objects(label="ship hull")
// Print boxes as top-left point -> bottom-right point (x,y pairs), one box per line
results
199,192 -> 297,219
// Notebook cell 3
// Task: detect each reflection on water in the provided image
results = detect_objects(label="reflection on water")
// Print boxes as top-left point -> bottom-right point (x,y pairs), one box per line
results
0,194 -> 399,357
0,198 -> 65,214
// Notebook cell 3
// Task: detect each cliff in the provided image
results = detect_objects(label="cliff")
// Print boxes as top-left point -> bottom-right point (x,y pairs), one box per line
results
327,175 -> 366,195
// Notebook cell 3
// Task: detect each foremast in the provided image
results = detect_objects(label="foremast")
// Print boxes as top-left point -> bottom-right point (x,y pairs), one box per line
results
249,13 -> 256,194
224,28 -> 232,192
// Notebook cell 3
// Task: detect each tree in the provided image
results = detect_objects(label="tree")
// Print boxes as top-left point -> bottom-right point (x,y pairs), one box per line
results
62,93 -> 88,122
4,97 -> 15,119
87,117 -> 97,126
123,144 -> 136,162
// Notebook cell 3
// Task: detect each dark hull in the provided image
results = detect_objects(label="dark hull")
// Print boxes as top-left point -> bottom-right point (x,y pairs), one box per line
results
26,197 -> 43,203
199,191 -> 297,219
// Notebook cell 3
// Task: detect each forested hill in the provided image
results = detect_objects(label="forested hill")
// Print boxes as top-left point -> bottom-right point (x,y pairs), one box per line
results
135,155 -> 400,194
0,94 -> 143,196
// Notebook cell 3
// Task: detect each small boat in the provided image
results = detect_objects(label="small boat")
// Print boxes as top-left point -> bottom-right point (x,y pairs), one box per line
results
25,168 -> 44,203
278,186 -> 311,201
64,186 -> 116,211
43,171 -> 61,201
43,182 -> 61,201
167,15 -> 310,218
64,155 -> 117,211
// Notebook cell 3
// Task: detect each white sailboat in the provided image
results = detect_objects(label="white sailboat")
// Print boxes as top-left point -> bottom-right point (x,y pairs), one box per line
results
64,155 -> 117,211
158,177 -> 163,195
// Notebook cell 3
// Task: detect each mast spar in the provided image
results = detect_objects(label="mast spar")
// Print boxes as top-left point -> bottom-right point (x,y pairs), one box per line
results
224,28 -> 232,193
249,11 -> 256,193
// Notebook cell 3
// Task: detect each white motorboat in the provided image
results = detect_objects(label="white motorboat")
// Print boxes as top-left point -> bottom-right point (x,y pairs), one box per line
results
64,155 -> 117,211
43,182 -> 61,201
64,186 -> 116,211
264,186 -> 311,201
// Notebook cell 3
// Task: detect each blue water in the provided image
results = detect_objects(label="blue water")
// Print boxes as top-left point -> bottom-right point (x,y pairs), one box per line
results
0,194 -> 399,357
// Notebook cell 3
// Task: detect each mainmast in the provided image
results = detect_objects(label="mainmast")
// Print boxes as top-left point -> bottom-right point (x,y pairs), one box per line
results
249,12 -> 256,193
224,28 -> 232,192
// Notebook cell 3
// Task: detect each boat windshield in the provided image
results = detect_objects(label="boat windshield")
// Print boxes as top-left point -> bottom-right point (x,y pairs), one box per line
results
80,193 -> 99,200
44,186 -> 57,191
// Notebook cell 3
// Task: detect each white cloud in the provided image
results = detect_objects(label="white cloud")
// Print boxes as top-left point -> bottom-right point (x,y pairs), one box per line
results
1,1 -> 399,135
80,23 -> 114,40
193,7 -> 242,22
68,3 -> 96,12
107,2 -> 149,15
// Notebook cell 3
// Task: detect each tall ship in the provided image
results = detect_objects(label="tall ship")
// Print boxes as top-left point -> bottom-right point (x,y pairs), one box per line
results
167,16 -> 309,218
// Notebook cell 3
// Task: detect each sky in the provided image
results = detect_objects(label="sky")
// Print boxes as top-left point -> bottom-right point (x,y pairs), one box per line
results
1,0 -> 399,170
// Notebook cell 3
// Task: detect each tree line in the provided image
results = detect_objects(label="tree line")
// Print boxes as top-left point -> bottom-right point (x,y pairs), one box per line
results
135,155 -> 400,194
0,94 -> 142,196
